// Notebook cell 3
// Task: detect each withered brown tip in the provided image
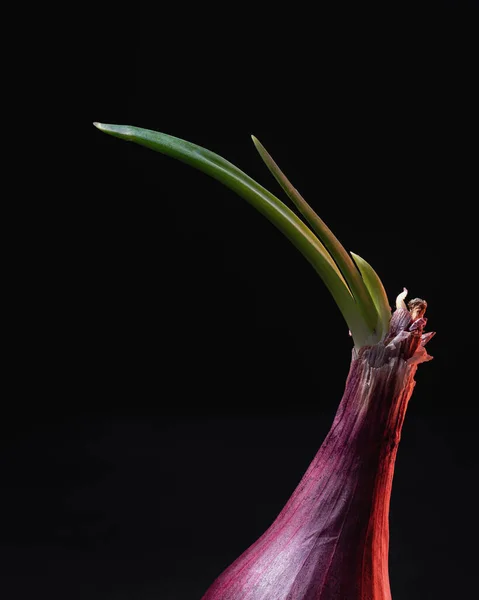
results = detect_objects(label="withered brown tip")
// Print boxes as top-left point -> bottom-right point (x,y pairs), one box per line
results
408,298 -> 427,320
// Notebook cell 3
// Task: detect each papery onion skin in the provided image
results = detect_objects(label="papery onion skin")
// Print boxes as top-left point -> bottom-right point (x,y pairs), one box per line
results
202,303 -> 434,600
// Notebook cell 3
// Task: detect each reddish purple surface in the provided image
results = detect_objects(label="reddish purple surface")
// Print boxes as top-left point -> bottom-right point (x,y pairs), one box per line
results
202,309 -> 434,600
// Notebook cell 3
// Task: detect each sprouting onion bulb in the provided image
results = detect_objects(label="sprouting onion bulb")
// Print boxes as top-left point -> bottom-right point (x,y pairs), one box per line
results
94,123 -> 435,599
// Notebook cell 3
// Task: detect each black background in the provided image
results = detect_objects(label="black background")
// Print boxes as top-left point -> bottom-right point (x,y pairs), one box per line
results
3,3 -> 478,599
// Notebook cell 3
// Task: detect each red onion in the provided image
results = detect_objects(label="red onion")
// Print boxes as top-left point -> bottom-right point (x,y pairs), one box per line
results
202,300 -> 434,599
93,122 -> 435,598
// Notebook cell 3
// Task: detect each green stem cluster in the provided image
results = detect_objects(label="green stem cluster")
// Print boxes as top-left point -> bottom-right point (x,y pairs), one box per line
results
94,122 -> 391,348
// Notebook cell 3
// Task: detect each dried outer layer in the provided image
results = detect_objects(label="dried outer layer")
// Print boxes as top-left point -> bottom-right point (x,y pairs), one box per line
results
202,305 -> 434,600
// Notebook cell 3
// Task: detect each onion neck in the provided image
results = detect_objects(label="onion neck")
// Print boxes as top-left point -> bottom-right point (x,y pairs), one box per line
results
314,303 -> 433,598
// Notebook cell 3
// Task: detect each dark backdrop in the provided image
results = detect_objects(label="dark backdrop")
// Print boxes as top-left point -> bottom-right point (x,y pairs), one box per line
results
3,3 -> 477,599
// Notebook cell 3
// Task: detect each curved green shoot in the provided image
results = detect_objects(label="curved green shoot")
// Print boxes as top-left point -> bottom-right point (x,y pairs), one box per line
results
93,123 -> 381,347
251,135 -> 381,336
350,252 -> 391,339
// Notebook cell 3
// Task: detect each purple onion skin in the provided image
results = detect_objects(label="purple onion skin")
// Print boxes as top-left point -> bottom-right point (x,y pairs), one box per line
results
201,307 -> 434,600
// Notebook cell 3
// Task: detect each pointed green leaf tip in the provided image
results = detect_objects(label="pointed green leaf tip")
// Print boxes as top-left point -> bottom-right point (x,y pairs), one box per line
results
250,135 -> 382,335
94,122 -> 390,348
